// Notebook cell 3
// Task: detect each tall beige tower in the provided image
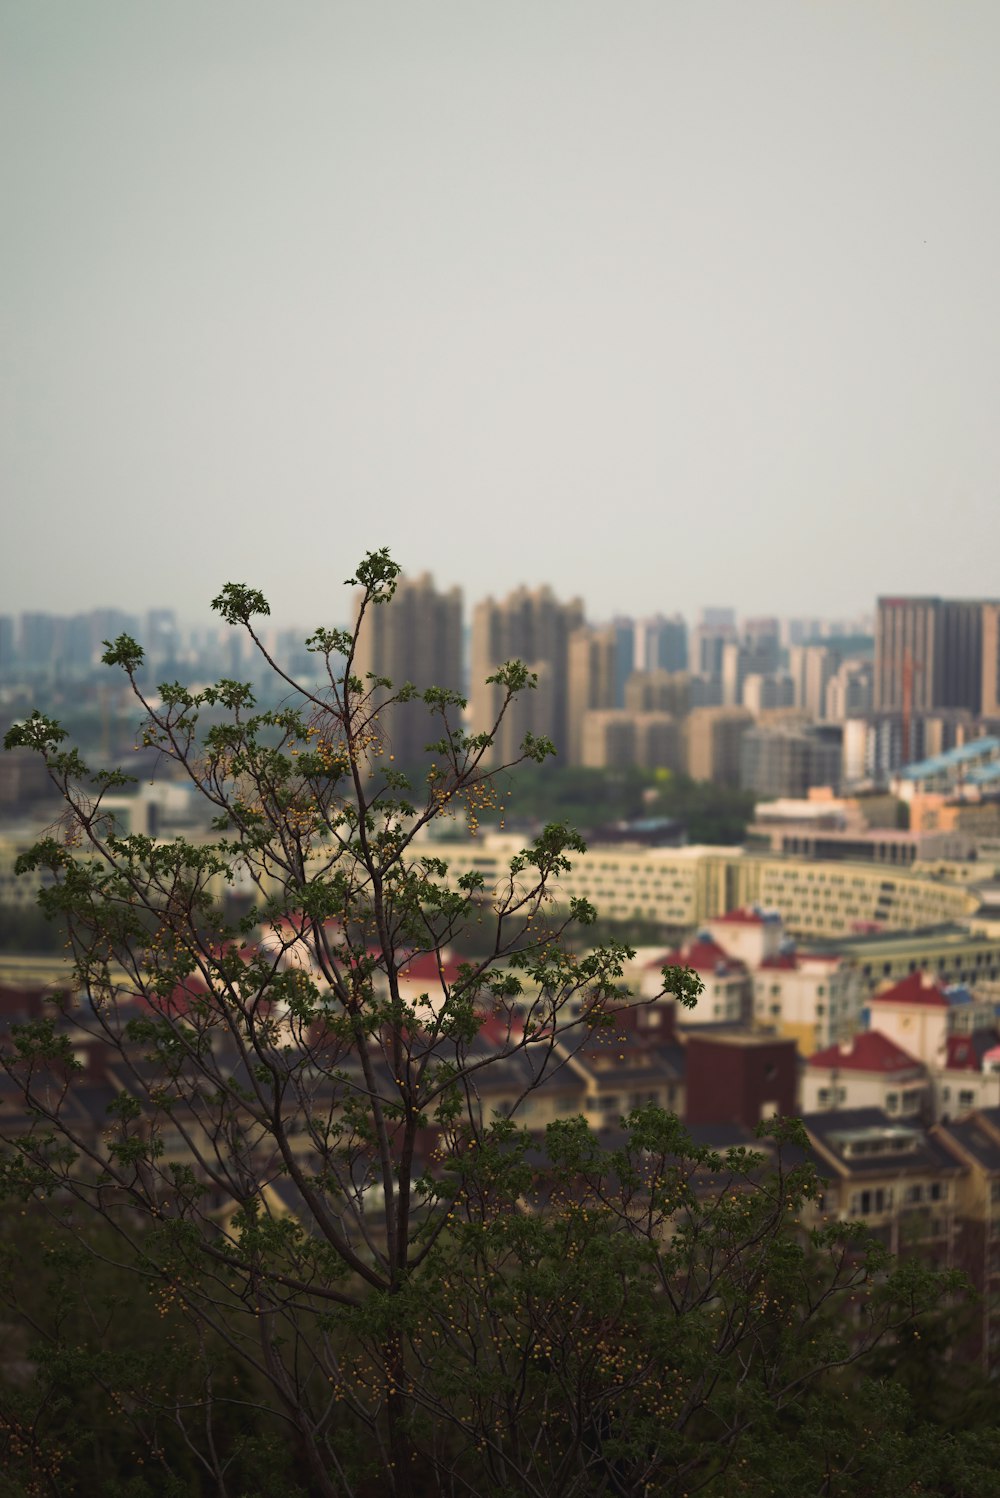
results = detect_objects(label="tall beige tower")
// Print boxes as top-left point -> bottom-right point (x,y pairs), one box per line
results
566,625 -> 619,765
470,587 -> 584,763
624,668 -> 691,719
983,603 -> 1000,720
353,573 -> 463,767
683,707 -> 754,787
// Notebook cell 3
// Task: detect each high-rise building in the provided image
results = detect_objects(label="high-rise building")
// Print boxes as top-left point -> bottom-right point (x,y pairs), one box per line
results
874,596 -> 998,715
634,614 -> 688,675
470,586 -> 584,763
566,625 -> 619,765
824,660 -> 873,722
580,710 -> 681,771
353,573 -> 464,767
742,673 -> 795,715
741,617 -> 781,677
19,613 -> 59,672
789,643 -> 839,720
580,711 -> 637,771
690,616 -> 737,680
721,641 -> 746,708
624,669 -> 691,719
0,616 -> 14,673
146,608 -> 179,665
683,707 -> 753,787
740,724 -> 842,799
983,603 -> 1000,720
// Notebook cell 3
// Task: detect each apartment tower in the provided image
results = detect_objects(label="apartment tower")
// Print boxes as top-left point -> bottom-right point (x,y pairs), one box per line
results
353,572 -> 464,767
470,586 -> 585,764
874,596 -> 993,715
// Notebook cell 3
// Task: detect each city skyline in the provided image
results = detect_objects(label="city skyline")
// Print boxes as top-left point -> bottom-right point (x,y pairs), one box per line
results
4,3 -> 1000,622
0,585 -> 876,649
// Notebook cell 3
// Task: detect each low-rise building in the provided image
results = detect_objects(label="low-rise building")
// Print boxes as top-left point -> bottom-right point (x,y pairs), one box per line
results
935,1031 -> 1000,1119
933,1108 -> 1000,1367
684,1032 -> 797,1130
751,950 -> 856,1053
642,933 -> 751,1025
802,1109 -> 961,1263
802,1032 -> 929,1118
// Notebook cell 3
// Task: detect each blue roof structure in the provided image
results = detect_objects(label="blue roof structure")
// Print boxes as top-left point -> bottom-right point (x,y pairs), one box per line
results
898,736 -> 1000,782
968,760 -> 1000,786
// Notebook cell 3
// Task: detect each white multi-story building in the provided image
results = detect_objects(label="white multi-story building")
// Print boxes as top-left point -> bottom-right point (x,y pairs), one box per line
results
802,1032 -> 929,1117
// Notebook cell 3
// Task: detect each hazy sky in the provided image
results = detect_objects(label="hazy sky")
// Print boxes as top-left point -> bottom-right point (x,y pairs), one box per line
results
3,2 -> 999,627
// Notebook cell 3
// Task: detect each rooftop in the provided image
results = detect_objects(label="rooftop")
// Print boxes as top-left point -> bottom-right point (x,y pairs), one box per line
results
898,736 -> 1000,782
654,935 -> 747,976
944,1031 -> 1000,1072
808,1031 -> 923,1074
870,971 -> 950,1008
709,906 -> 780,926
802,923 -> 986,959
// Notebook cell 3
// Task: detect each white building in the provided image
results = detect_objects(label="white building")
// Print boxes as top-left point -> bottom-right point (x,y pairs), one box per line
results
802,1031 -> 929,1117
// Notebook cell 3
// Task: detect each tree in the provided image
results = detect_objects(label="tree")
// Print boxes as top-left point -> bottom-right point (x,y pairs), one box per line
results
0,551 -> 968,1496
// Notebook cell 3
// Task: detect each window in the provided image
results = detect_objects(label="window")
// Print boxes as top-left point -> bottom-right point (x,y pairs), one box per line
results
851,1187 -> 892,1216
959,1090 -> 975,1109
905,1184 -> 923,1205
886,1092 -> 899,1112
929,1182 -> 947,1202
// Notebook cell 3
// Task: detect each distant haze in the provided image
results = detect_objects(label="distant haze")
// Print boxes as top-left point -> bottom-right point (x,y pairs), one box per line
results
3,2 -> 1000,625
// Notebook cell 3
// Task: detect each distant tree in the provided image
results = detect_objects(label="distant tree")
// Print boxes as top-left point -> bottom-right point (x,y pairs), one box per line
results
0,551 -> 966,1496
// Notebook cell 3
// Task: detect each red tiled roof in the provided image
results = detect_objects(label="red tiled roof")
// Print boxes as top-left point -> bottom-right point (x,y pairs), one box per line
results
136,978 -> 209,1018
942,1031 -> 1000,1072
870,970 -> 949,1009
807,1030 -> 922,1073
398,952 -> 464,986
759,951 -> 842,971
655,937 -> 746,976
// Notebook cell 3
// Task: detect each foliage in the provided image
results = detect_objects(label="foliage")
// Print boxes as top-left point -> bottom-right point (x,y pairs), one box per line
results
0,550 -> 976,1496
495,763 -> 755,844
0,1205 -> 308,1497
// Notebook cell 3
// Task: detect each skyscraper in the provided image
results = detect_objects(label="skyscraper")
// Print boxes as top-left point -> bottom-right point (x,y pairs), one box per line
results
353,573 -> 464,767
874,596 -> 994,715
983,603 -> 1000,720
634,614 -> 688,675
566,624 -> 619,764
470,586 -> 584,764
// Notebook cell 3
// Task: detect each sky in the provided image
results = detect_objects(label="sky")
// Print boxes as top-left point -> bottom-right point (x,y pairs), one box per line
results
3,1 -> 1000,628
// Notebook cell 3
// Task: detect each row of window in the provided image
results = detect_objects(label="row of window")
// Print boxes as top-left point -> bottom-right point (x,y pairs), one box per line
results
885,1090 -> 923,1112
850,1182 -> 948,1215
